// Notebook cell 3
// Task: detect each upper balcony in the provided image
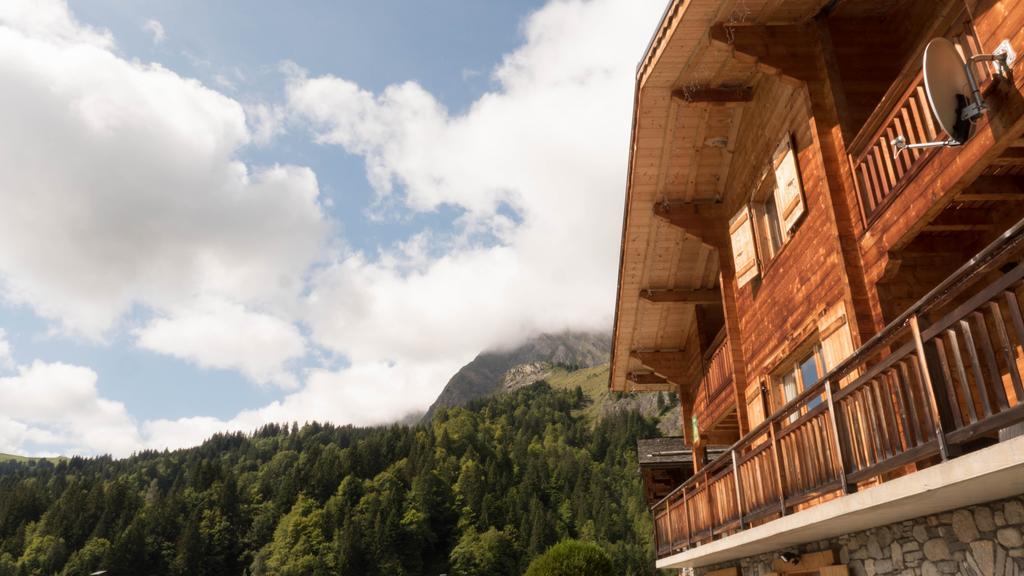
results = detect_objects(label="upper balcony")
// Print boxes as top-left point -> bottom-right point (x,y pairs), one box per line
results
834,1 -> 1024,243
843,11 -> 995,225
652,218 -> 1024,567
693,332 -> 740,436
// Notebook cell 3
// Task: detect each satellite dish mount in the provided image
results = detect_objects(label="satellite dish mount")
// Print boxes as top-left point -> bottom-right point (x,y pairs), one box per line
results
892,37 -> 1015,159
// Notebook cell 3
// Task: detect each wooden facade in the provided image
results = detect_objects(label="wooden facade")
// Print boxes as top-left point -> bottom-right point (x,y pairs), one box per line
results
609,0 -> 1024,563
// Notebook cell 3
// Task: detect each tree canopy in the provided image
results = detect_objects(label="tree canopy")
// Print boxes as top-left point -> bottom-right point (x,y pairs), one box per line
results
524,539 -> 615,576
0,382 -> 665,575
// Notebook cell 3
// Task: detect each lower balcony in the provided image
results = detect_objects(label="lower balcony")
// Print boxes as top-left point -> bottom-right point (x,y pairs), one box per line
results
652,219 -> 1024,567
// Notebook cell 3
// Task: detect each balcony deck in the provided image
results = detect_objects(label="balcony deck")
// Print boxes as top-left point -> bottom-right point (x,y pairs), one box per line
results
693,333 -> 738,435
847,20 -> 993,225
652,218 -> 1024,564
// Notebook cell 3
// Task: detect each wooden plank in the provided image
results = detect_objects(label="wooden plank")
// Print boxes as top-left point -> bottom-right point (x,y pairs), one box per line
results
627,372 -> 668,385
945,329 -> 978,424
641,288 -> 721,303
972,311 -> 1010,411
672,86 -> 754,103
960,319 -> 993,418
988,301 -> 1024,402
932,335 -> 965,429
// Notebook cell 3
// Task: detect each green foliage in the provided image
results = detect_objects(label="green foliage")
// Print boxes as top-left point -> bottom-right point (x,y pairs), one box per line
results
60,538 -> 110,576
0,383 -> 663,575
449,527 -> 519,576
524,539 -> 614,576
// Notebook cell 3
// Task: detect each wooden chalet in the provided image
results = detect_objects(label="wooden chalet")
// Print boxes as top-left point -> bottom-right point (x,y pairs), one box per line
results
638,438 -> 730,505
610,0 -> 1024,570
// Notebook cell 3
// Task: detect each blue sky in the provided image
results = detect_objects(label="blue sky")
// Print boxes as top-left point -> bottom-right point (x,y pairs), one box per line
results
14,0 -> 544,424
0,0 -> 663,456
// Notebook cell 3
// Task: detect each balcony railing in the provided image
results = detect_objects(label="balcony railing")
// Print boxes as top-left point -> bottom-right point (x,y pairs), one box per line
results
693,334 -> 735,432
848,21 -> 992,224
653,219 -> 1024,559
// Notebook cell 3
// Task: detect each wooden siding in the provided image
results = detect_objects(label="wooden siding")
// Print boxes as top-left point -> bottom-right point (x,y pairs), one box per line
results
729,83 -> 853,419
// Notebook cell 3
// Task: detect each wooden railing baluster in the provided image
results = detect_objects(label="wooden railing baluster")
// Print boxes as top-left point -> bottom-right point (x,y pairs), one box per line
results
825,379 -> 853,493
911,315 -> 951,460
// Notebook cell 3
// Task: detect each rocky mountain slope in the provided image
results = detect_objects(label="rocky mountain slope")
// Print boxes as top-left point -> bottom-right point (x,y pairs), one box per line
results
422,331 -> 612,420
423,331 -> 682,435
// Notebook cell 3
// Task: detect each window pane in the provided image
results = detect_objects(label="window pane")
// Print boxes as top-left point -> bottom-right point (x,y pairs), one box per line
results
800,352 -> 823,410
799,354 -> 819,388
782,372 -> 798,403
765,193 -> 783,253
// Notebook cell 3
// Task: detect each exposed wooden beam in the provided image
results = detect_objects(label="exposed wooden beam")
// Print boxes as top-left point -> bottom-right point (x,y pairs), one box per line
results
625,372 -> 674,392
629,383 -> 676,393
956,192 -> 1024,202
641,288 -> 720,304
922,207 -> 995,233
922,224 -> 994,232
653,200 -> 728,249
991,148 -> 1024,165
671,86 -> 753,104
630,349 -> 697,390
627,372 -> 666,384
708,23 -> 820,84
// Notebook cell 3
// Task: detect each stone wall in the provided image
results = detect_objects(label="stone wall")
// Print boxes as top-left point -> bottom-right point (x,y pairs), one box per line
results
692,495 -> 1024,576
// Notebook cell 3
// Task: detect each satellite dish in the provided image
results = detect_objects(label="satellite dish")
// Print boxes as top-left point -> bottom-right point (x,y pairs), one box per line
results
891,36 -> 1013,159
923,38 -> 972,143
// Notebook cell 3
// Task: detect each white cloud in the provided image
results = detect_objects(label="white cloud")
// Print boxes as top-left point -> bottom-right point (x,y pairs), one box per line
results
0,1 -> 328,342
0,0 -> 666,456
136,300 -> 306,388
0,361 -> 141,456
0,328 -> 13,370
142,18 -> 165,44
246,102 -> 287,145
289,0 -> 660,362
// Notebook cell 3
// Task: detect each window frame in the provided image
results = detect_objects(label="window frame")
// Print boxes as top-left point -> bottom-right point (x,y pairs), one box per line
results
770,341 -> 828,421
750,171 -> 786,270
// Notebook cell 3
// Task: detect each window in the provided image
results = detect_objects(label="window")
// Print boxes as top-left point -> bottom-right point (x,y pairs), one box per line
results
773,343 -> 827,421
729,133 -> 806,287
752,176 -> 785,265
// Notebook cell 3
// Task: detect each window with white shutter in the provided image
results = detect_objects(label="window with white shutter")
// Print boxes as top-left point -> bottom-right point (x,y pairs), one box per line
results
771,134 -> 806,237
729,205 -> 759,287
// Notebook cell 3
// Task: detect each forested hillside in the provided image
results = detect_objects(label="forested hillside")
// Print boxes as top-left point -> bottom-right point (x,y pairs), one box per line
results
0,383 -> 664,576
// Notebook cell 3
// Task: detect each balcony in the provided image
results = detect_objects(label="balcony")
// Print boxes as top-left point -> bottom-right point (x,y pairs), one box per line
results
652,219 -> 1024,562
846,20 -> 993,224
693,333 -> 737,434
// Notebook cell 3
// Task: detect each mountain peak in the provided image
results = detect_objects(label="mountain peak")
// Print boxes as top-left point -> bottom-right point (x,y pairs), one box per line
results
422,331 -> 611,420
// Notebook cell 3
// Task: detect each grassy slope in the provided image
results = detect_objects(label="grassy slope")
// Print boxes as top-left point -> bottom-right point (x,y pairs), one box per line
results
0,452 -> 66,463
543,363 -> 681,435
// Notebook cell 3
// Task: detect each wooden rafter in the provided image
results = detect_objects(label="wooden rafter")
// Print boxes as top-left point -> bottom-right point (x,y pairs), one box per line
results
627,372 -> 664,383
653,200 -> 728,249
630,349 -> 697,389
922,207 -> 995,233
708,23 -> 820,84
671,86 -> 753,104
640,288 -> 720,303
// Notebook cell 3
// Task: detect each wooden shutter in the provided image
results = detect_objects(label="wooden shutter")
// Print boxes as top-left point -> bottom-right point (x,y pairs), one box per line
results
772,134 -> 806,237
818,301 -> 857,387
730,205 -> 759,287
745,378 -> 767,429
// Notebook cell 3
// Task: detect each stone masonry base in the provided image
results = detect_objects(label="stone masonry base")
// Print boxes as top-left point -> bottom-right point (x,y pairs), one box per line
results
690,495 -> 1024,576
